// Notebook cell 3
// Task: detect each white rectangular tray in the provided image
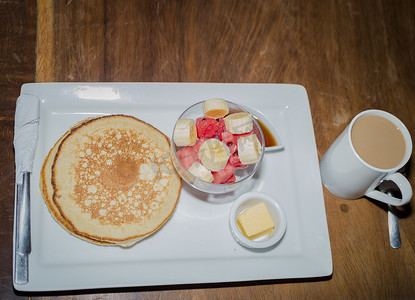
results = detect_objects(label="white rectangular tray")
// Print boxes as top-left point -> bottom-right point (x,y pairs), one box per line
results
14,83 -> 332,291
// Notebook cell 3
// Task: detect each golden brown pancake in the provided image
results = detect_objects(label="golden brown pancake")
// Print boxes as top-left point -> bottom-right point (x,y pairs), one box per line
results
40,115 -> 181,247
40,118 -> 115,245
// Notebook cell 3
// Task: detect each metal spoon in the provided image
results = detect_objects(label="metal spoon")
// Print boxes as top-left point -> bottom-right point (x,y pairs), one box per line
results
377,183 -> 402,249
388,203 -> 401,249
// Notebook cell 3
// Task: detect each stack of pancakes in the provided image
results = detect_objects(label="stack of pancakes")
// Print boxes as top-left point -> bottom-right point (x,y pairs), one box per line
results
40,115 -> 181,247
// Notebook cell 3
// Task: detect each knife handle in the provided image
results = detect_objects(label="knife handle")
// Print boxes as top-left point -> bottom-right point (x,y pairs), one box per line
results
14,172 -> 31,284
14,253 -> 29,285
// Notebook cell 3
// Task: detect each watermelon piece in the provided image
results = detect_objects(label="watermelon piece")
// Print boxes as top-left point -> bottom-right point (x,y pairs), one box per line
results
177,146 -> 198,169
176,138 -> 205,169
234,130 -> 254,139
217,118 -> 227,134
229,153 -> 248,169
193,137 -> 205,152
218,131 -> 237,154
212,162 -> 236,184
223,174 -> 236,184
196,117 -> 219,138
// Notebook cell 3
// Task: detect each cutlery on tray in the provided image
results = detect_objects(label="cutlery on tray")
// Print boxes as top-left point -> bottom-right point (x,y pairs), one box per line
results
14,172 -> 31,284
13,94 -> 40,284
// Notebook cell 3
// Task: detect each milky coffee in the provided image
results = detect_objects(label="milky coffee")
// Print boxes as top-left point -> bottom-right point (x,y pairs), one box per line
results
351,115 -> 406,169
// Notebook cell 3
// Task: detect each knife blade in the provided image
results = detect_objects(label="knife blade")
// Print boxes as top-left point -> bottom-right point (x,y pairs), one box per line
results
14,172 -> 31,284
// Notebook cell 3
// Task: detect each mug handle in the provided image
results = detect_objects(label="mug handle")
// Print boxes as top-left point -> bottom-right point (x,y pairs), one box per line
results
365,173 -> 413,206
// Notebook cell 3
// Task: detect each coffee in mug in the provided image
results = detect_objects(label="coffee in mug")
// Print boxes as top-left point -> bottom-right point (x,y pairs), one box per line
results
351,115 -> 406,170
320,110 -> 412,206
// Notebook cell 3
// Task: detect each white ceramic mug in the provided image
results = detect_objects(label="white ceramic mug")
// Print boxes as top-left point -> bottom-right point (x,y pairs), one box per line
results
320,110 -> 413,206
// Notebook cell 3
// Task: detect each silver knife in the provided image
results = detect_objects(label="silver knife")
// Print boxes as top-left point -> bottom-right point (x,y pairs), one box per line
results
13,94 -> 39,285
15,172 -> 31,284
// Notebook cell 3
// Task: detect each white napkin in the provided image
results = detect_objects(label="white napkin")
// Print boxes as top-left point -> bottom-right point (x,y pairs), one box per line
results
14,94 -> 40,185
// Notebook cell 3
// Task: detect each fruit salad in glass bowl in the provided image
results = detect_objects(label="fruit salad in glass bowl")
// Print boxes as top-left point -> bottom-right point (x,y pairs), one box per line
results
171,99 -> 265,194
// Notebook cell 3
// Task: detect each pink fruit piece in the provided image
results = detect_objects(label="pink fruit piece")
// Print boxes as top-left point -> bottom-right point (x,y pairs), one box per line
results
177,146 -> 198,169
223,174 -> 236,184
229,152 -> 248,169
196,117 -> 219,138
212,162 -> 236,184
177,137 -> 205,169
218,131 -> 237,154
217,118 -> 226,134
193,137 -> 206,152
234,130 -> 254,139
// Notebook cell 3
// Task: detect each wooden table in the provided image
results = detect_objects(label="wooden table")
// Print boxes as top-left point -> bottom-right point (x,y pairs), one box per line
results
1,0 -> 414,299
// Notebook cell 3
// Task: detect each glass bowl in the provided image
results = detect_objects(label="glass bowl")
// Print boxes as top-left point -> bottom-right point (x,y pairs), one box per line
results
171,100 -> 265,194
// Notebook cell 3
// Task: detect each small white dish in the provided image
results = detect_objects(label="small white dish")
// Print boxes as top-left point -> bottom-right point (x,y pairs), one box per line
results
229,191 -> 287,249
243,106 -> 285,152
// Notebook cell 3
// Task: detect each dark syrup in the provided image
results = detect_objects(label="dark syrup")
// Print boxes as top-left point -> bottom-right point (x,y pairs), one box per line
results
255,118 -> 278,147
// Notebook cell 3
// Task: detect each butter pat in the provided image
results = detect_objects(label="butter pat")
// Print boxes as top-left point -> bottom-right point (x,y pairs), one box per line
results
237,202 -> 275,240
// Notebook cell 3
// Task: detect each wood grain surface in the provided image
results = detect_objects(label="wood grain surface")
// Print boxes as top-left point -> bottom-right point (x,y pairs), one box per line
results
0,1 -> 36,299
1,0 -> 415,299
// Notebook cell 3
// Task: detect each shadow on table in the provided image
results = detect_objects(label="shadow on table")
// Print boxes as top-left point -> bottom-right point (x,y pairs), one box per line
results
367,167 -> 413,219
14,274 -> 333,297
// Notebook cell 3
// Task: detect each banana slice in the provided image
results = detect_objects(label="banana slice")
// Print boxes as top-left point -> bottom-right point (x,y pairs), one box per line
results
224,112 -> 253,134
173,119 -> 197,147
203,98 -> 229,118
237,134 -> 262,164
188,161 -> 214,182
198,139 -> 231,171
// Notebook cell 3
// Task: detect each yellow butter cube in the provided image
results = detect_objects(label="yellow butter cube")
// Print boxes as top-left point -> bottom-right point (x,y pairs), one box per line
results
237,202 -> 275,240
